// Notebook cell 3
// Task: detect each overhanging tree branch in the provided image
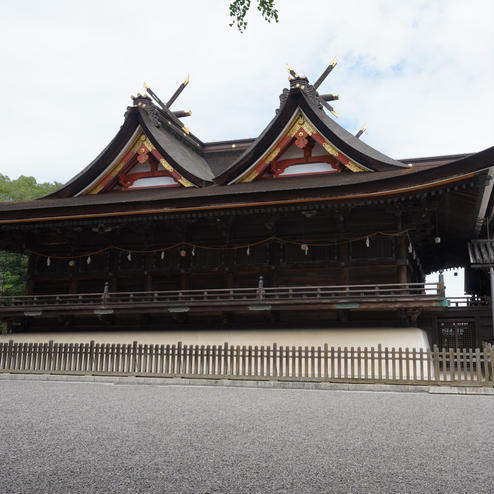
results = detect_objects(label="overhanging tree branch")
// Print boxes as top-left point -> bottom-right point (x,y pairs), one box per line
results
229,0 -> 279,32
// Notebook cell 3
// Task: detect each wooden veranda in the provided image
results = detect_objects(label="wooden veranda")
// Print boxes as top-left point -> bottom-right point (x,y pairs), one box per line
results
0,282 -> 446,318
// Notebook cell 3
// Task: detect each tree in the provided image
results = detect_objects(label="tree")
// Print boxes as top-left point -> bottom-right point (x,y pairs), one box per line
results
229,0 -> 278,32
0,174 -> 61,202
0,174 -> 61,296
0,251 -> 28,297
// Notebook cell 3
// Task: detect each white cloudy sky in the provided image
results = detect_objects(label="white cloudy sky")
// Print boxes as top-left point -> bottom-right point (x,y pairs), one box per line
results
0,0 -> 492,185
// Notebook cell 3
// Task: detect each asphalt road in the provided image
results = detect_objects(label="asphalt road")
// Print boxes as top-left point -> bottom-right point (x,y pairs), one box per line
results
0,380 -> 492,494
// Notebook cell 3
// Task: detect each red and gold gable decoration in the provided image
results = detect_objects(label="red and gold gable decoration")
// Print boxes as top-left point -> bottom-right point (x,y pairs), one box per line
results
85,130 -> 193,194
235,112 -> 369,183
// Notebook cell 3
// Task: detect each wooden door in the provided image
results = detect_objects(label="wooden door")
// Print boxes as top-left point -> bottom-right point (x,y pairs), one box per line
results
437,319 -> 476,349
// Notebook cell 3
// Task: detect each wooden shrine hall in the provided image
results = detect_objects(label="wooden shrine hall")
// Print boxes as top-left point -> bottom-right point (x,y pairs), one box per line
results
0,61 -> 492,348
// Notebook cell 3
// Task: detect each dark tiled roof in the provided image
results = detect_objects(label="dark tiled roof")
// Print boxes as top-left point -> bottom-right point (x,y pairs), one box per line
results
203,149 -> 246,176
213,85 -> 409,184
31,76 -> 494,200
468,239 -> 494,267
0,146 -> 491,224
46,109 -> 140,198
400,153 -> 473,169
303,92 -> 407,169
139,109 -> 214,183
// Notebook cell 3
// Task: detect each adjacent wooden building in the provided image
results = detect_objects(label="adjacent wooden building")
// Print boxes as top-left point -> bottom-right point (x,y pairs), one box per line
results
0,66 -> 492,346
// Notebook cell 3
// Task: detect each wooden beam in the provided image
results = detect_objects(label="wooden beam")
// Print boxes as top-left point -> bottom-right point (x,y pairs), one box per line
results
319,97 -> 338,117
313,58 -> 337,90
172,110 -> 192,118
319,93 -> 339,102
166,75 -> 189,108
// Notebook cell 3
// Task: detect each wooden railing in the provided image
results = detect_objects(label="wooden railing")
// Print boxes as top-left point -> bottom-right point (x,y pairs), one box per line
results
1,340 -> 492,386
0,282 -> 443,311
447,296 -> 490,308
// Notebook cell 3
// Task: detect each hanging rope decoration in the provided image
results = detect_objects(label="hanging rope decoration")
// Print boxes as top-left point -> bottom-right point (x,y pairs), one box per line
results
406,231 -> 421,267
26,229 -> 412,261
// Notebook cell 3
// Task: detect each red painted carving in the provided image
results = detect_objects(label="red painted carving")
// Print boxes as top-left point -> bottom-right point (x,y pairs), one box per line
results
136,145 -> 149,164
304,139 -> 315,161
271,155 -> 341,177
116,151 -> 179,190
246,126 -> 347,181
269,133 -> 342,178
294,130 -> 308,149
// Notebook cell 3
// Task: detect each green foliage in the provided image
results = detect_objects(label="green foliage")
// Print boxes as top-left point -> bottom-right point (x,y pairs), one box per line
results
0,252 -> 28,296
229,0 -> 279,32
0,174 -> 61,296
0,173 -> 62,202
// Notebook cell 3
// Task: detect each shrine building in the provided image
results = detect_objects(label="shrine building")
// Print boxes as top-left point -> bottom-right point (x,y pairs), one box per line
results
0,61 -> 492,348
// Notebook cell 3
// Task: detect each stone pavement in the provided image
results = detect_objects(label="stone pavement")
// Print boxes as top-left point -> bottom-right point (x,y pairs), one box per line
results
0,378 -> 492,493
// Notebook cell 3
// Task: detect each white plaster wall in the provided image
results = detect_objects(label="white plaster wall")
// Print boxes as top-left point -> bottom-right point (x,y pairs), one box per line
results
0,327 -> 430,349
129,176 -> 177,188
280,162 -> 338,176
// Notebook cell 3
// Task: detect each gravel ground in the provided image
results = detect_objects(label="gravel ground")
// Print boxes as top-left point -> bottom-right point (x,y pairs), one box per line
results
0,380 -> 492,494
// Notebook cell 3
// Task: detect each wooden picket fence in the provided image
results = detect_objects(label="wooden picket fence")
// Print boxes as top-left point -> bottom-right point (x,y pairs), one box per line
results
0,340 -> 493,386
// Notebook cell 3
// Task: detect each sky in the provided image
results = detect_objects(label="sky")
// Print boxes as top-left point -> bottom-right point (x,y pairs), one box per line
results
0,0 -> 492,185
0,0 -> 492,296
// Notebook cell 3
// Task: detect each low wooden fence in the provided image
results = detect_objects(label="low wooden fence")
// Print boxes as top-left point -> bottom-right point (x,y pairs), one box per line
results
1,340 -> 492,386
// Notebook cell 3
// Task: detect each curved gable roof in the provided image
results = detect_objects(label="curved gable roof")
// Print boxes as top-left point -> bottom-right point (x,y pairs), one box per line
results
47,102 -> 215,198
45,71 -> 486,200
213,78 -> 408,184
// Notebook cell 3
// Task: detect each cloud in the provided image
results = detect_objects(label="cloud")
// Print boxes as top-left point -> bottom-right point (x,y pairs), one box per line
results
0,0 -> 492,182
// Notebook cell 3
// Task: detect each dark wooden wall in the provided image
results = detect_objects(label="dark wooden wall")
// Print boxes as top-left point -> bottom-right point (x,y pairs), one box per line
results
25,205 -> 423,296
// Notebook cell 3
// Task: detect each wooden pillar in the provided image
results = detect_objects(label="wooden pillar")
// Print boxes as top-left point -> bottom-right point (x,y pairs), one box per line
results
224,250 -> 233,289
271,242 -> 280,287
337,210 -> 349,285
24,255 -> 35,295
225,272 -> 233,289
397,235 -> 408,284
144,253 -> 152,291
180,272 -> 189,290
69,278 -> 78,294
108,250 -> 117,292
339,243 -> 349,285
